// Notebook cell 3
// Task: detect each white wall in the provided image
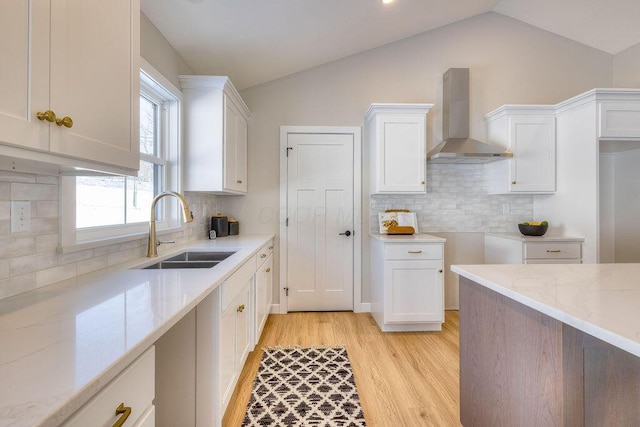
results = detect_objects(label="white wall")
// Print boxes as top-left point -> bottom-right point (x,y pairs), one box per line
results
225,12 -> 614,307
614,42 -> 640,88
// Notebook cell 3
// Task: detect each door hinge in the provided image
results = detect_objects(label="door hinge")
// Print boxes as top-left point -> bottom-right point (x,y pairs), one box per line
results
286,146 -> 293,157
284,287 -> 289,296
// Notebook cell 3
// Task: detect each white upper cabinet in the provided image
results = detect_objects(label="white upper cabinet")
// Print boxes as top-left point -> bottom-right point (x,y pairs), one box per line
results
485,106 -> 556,194
180,76 -> 251,194
0,0 -> 140,175
366,104 -> 433,194
598,101 -> 640,139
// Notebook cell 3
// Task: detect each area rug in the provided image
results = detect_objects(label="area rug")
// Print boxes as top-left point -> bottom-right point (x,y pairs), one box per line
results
242,346 -> 367,426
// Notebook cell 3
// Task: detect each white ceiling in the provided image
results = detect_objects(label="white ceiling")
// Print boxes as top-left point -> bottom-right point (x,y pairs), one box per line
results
141,0 -> 640,90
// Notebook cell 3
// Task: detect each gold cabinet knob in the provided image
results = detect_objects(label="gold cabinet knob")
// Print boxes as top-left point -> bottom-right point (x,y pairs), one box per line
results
36,110 -> 57,123
55,116 -> 73,128
261,254 -> 267,258
113,403 -> 132,427
439,269 -> 444,273
236,179 -> 243,184
512,181 -> 517,185
266,268 -> 271,273
421,181 -> 425,185
237,304 -> 245,313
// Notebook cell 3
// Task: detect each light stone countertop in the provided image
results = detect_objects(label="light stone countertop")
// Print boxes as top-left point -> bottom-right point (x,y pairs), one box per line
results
485,232 -> 584,242
452,263 -> 640,358
369,233 -> 446,243
0,234 -> 274,427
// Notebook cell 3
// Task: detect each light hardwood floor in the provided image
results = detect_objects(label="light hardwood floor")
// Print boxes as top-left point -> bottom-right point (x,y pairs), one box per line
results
223,311 -> 461,426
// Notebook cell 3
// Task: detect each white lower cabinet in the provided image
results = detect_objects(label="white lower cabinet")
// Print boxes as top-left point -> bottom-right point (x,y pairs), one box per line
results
484,234 -> 583,264
196,256 -> 257,427
254,240 -> 274,342
370,236 -> 445,332
62,346 -> 155,427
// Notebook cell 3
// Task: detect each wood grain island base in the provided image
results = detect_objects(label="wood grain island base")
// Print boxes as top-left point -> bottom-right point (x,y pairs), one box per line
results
459,276 -> 640,426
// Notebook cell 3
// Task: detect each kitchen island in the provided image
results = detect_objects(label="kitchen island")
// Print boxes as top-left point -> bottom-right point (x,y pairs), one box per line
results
0,235 -> 273,427
453,263 -> 640,426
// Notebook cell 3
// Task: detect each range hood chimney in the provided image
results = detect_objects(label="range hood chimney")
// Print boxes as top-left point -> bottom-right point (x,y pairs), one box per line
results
427,68 -> 512,163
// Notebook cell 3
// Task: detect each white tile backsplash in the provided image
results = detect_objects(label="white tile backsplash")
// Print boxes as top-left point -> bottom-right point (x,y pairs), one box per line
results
0,170 -> 219,301
371,163 -> 534,233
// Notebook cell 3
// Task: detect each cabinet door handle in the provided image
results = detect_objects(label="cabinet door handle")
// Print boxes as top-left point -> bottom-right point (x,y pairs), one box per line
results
113,403 -> 131,427
421,180 -> 425,185
237,304 -> 245,313
36,110 -> 57,123
260,254 -> 267,258
547,249 -> 561,253
439,269 -> 443,273
512,181 -> 517,185
55,116 -> 73,128
236,179 -> 243,184
408,250 -> 423,254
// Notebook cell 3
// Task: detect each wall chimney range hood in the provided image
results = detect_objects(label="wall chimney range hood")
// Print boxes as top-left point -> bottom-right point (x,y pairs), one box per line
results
427,68 -> 512,164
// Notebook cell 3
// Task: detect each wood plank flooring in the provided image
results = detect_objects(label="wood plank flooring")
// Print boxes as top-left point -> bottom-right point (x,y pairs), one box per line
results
223,311 -> 461,426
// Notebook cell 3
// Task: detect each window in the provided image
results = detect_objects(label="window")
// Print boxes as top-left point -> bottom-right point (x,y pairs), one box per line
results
62,59 -> 182,247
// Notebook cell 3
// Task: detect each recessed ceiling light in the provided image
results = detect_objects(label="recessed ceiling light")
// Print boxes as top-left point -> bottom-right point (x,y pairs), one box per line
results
382,0 -> 395,4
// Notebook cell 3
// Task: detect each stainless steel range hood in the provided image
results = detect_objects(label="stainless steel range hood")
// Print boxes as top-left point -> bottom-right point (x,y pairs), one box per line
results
427,68 -> 512,164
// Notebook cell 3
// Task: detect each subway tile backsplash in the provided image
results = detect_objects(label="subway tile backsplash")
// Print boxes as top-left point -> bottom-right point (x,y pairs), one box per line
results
0,170 -> 218,301
370,164 -> 534,233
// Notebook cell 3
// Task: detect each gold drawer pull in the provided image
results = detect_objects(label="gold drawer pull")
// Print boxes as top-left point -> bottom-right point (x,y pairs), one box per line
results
408,250 -> 423,254
547,249 -> 561,253
37,110 -> 57,122
268,246 -> 273,250
113,403 -> 131,427
55,116 -> 73,128
266,268 -> 271,273
260,253 -> 267,258
237,304 -> 245,313
236,179 -> 243,184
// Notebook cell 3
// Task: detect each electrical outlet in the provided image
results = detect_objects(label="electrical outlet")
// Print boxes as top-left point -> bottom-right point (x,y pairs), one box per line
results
502,204 -> 510,214
11,201 -> 31,233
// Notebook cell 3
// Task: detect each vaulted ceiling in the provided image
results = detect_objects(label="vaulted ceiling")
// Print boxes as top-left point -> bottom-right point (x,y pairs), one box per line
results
142,0 -> 640,90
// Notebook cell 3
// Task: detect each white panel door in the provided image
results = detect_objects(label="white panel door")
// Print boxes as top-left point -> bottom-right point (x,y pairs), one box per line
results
286,132 -> 354,311
0,1 -> 49,151
48,0 -> 138,170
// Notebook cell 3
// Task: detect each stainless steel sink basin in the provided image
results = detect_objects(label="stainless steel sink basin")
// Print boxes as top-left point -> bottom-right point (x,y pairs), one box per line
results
138,251 -> 236,269
165,251 -> 236,262
144,260 -> 221,269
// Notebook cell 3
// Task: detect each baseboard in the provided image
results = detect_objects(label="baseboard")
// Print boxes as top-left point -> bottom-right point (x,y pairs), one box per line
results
269,303 -> 371,314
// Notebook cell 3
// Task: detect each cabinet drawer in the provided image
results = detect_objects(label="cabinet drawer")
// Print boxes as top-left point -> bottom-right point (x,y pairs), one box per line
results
385,243 -> 443,260
63,347 -> 155,427
221,256 -> 256,311
524,242 -> 582,260
525,259 -> 582,264
257,240 -> 274,265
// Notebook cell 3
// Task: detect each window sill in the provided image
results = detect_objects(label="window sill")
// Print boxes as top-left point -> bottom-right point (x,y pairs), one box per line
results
58,226 -> 184,254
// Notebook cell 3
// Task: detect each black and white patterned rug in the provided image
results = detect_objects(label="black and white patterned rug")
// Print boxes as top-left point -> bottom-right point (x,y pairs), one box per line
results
242,346 -> 367,426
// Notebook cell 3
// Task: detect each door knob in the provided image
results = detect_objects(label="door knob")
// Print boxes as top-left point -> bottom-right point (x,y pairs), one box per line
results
339,230 -> 352,237
37,110 -> 57,123
55,116 -> 73,128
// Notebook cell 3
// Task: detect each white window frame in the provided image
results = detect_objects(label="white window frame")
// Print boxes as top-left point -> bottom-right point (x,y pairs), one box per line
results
59,58 -> 183,252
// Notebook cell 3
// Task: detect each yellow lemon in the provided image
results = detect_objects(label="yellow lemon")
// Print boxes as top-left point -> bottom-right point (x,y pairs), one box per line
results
529,221 -> 540,226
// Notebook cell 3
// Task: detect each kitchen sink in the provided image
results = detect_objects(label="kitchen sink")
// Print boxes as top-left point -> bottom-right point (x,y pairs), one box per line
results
165,251 -> 236,262
137,251 -> 236,269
